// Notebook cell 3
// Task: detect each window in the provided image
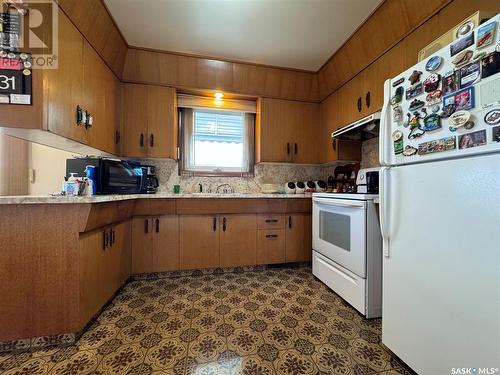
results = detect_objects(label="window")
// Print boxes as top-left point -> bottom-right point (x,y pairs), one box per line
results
179,106 -> 255,176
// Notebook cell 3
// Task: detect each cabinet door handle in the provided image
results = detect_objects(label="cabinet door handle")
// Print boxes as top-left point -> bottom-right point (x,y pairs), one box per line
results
265,219 -> 278,223
102,230 -> 108,250
76,105 -> 83,125
140,133 -> 144,147
144,218 -> 149,234
266,234 -> 278,239
357,97 -> 362,112
222,217 -> 227,232
150,134 -> 154,147
212,217 -> 217,232
365,91 -> 371,108
155,218 -> 160,233
288,215 -> 292,229
115,130 -> 120,144
286,142 -> 290,155
332,139 -> 337,151
294,143 -> 298,155
111,228 -> 116,246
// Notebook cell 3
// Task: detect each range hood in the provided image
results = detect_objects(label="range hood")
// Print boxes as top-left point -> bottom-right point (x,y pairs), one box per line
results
331,111 -> 381,141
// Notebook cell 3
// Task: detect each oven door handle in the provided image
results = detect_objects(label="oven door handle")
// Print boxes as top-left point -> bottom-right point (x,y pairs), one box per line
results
312,197 -> 365,208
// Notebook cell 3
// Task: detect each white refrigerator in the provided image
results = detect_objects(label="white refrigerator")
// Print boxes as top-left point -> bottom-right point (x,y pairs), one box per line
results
379,14 -> 500,375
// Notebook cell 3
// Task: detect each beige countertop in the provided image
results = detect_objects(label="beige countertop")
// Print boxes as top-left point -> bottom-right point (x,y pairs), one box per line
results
0,192 -> 313,204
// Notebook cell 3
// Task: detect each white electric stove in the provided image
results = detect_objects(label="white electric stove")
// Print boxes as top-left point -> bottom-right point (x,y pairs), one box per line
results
312,190 -> 382,318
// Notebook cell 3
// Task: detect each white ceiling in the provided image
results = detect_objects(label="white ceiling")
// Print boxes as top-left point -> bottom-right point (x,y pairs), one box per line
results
104,0 -> 382,72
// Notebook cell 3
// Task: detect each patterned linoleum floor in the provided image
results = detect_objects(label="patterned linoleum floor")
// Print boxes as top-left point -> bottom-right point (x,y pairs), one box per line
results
0,266 -> 415,375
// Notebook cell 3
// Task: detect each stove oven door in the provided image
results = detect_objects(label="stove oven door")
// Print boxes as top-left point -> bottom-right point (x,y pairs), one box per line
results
312,197 -> 367,278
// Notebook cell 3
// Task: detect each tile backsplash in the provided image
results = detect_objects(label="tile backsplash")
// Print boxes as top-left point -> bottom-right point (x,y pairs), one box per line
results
144,159 -> 338,194
145,137 -> 380,194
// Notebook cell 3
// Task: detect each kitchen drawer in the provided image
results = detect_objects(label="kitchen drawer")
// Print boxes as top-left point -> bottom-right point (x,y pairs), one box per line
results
257,215 -> 285,229
257,229 -> 285,264
312,251 -> 365,315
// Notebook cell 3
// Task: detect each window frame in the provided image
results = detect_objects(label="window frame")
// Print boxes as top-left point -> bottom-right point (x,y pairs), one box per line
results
178,107 -> 255,177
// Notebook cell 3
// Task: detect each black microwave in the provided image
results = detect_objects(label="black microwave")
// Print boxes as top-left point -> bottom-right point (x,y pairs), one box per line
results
66,157 -> 145,195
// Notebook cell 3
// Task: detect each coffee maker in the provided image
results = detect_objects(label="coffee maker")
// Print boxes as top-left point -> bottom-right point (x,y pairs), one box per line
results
141,165 -> 159,194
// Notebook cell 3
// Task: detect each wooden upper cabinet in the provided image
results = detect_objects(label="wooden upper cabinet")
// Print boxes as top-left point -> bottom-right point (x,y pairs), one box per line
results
220,215 -> 256,268
82,41 -> 121,155
122,84 -> 148,158
257,98 -> 320,164
290,101 -> 320,164
122,83 -> 176,158
257,98 -> 294,163
147,86 -> 177,158
46,11 -> 85,143
319,92 -> 340,163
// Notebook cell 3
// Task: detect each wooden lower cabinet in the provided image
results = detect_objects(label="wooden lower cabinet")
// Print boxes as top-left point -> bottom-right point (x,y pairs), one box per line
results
79,220 -> 131,327
179,215 -> 220,269
285,214 -> 312,262
131,216 -> 179,274
257,229 -> 286,264
220,215 -> 257,267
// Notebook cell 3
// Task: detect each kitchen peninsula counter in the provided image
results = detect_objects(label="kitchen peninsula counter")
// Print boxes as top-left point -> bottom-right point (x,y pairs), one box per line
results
0,192 -> 312,204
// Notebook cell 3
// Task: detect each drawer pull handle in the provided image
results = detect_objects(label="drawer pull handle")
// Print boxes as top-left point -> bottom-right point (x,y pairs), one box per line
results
155,218 -> 160,233
144,219 -> 149,234
265,219 -> 278,223
266,234 -> 278,239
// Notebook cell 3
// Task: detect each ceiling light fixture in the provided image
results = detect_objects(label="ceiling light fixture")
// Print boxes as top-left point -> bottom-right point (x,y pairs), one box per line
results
214,92 -> 224,100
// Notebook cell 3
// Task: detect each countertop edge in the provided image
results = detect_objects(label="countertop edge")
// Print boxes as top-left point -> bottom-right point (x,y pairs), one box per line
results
0,193 -> 314,205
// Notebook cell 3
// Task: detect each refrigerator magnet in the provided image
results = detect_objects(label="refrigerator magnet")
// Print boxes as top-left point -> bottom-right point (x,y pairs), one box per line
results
458,62 -> 481,88
492,126 -> 500,142
481,52 -> 500,79
408,98 -> 425,111
484,109 -> 500,125
423,114 -> 441,132
408,70 -> 422,85
393,105 -> 403,123
476,21 -> 496,49
423,73 -> 441,93
458,130 -> 487,149
442,71 -> 459,95
402,145 -> 418,156
425,56 -> 442,72
406,83 -> 423,100
390,86 -> 404,105
426,90 -> 442,106
450,33 -> 474,57
417,136 -> 456,155
443,87 -> 474,113
451,49 -> 473,67
448,110 -> 471,129
392,130 -> 404,155
392,77 -> 405,87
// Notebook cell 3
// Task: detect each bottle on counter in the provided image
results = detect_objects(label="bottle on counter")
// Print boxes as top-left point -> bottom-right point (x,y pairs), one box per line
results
64,173 -> 79,196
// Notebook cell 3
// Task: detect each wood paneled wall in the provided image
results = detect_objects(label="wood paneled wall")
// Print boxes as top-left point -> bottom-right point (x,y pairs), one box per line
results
57,0 -> 128,78
0,135 -> 29,196
317,0 -> 452,100
57,0 -> 500,104
122,48 -> 319,102
318,0 -> 500,101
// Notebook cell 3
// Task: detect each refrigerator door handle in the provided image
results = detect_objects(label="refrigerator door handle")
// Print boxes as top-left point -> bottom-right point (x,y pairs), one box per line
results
380,166 -> 390,257
379,79 -> 392,166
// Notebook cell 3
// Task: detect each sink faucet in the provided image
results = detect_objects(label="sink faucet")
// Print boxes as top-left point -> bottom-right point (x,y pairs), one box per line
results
198,183 -> 203,193
215,184 -> 234,194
